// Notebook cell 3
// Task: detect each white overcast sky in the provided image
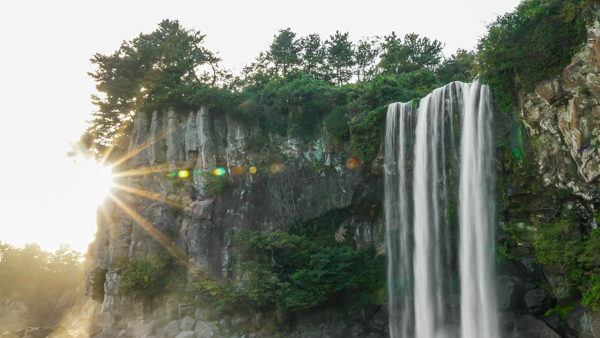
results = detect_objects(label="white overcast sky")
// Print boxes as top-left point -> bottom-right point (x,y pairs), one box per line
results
0,0 -> 521,252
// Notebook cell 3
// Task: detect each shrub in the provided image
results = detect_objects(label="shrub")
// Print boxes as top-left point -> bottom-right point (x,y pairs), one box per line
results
534,221 -> 600,305
194,227 -> 384,321
204,172 -> 231,196
478,0 -> 588,112
91,267 -> 107,302
115,254 -> 183,298
349,108 -> 386,163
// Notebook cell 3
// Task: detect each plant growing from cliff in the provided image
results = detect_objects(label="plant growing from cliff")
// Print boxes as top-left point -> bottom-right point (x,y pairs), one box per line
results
115,254 -> 183,299
477,0 -> 589,112
193,227 -> 384,322
91,267 -> 107,302
534,221 -> 600,306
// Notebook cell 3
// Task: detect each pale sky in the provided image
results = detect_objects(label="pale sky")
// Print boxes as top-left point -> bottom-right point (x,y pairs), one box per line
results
0,0 -> 521,252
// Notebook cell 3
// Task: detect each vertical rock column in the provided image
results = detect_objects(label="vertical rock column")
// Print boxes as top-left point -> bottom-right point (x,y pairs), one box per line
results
166,109 -> 185,171
147,111 -> 166,166
127,112 -> 149,168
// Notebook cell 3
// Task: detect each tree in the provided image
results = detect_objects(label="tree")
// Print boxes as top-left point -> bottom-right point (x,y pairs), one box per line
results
300,34 -> 327,80
379,32 -> 443,75
436,49 -> 476,84
269,28 -> 301,76
354,37 -> 380,82
326,31 -> 355,85
88,19 -> 221,150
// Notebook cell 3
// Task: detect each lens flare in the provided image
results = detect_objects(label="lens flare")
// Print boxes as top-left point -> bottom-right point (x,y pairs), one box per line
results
211,167 -> 226,176
248,166 -> 257,174
178,169 -> 190,178
269,163 -> 285,173
231,166 -> 244,176
345,156 -> 361,170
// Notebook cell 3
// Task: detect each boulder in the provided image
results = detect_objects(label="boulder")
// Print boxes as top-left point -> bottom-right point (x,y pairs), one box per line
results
162,320 -> 181,338
535,80 -> 564,105
512,315 -> 561,338
134,319 -> 157,337
497,275 -> 517,311
180,316 -> 196,331
194,321 -> 216,338
524,288 -> 553,315
174,331 -> 195,338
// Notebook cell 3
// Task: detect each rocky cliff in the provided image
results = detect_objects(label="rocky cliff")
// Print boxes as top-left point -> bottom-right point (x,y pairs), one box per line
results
83,104 -> 386,337
79,16 -> 600,338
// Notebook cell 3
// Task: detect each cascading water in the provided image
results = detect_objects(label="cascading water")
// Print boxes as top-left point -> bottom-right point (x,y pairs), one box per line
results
384,81 -> 498,338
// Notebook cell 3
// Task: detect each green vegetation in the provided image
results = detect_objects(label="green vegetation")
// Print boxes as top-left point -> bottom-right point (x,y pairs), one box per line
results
0,243 -> 82,324
204,172 -> 231,196
194,221 -> 384,323
533,221 -> 600,308
83,21 -> 475,163
114,254 -> 184,299
477,0 -> 590,112
90,267 -> 108,302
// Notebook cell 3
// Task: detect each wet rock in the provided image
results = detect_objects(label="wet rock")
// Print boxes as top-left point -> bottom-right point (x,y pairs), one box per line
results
524,288 -> 553,315
512,315 -> 561,338
174,331 -> 195,338
566,306 -> 595,337
498,275 -> 517,311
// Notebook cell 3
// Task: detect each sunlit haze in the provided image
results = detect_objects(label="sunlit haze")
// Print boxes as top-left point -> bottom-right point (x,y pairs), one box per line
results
0,0 -> 520,252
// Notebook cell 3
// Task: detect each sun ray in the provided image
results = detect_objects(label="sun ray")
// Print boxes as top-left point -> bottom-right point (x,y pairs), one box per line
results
111,129 -> 169,167
112,163 -> 172,178
108,192 -> 188,265
112,183 -> 185,209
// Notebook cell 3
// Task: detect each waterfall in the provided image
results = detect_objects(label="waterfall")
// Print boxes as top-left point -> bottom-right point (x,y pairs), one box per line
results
385,81 -> 498,338
385,102 -> 414,338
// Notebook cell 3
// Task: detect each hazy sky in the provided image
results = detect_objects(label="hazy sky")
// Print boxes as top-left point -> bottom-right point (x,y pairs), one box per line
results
0,0 -> 521,252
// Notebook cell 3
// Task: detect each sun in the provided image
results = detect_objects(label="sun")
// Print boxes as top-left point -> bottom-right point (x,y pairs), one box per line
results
76,159 -> 114,204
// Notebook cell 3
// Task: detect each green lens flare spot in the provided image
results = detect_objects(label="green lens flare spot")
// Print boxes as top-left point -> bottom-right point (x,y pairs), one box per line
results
211,167 -> 226,176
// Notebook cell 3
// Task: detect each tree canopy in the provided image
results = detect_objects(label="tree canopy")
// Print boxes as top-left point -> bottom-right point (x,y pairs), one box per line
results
87,19 -> 222,148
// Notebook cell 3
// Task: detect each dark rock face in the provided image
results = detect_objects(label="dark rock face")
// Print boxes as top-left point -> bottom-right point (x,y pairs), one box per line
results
520,18 -> 600,201
84,106 -> 385,336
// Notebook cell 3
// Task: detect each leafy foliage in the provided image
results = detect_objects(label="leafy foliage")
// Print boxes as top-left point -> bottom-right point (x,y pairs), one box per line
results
194,227 -> 384,321
0,243 -> 82,325
91,267 -> 107,302
115,254 -> 183,298
87,19 -> 224,150
269,28 -> 301,76
477,0 -> 589,112
534,221 -> 600,307
85,20 -> 474,157
378,32 -> 443,75
326,31 -> 355,85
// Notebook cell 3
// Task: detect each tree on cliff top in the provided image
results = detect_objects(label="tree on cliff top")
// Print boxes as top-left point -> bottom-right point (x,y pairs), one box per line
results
86,19 -> 221,149
378,32 -> 443,75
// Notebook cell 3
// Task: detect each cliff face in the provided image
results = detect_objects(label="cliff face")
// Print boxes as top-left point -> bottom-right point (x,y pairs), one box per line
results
496,11 -> 600,338
86,107 -> 386,337
520,12 -> 600,203
82,15 -> 600,338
